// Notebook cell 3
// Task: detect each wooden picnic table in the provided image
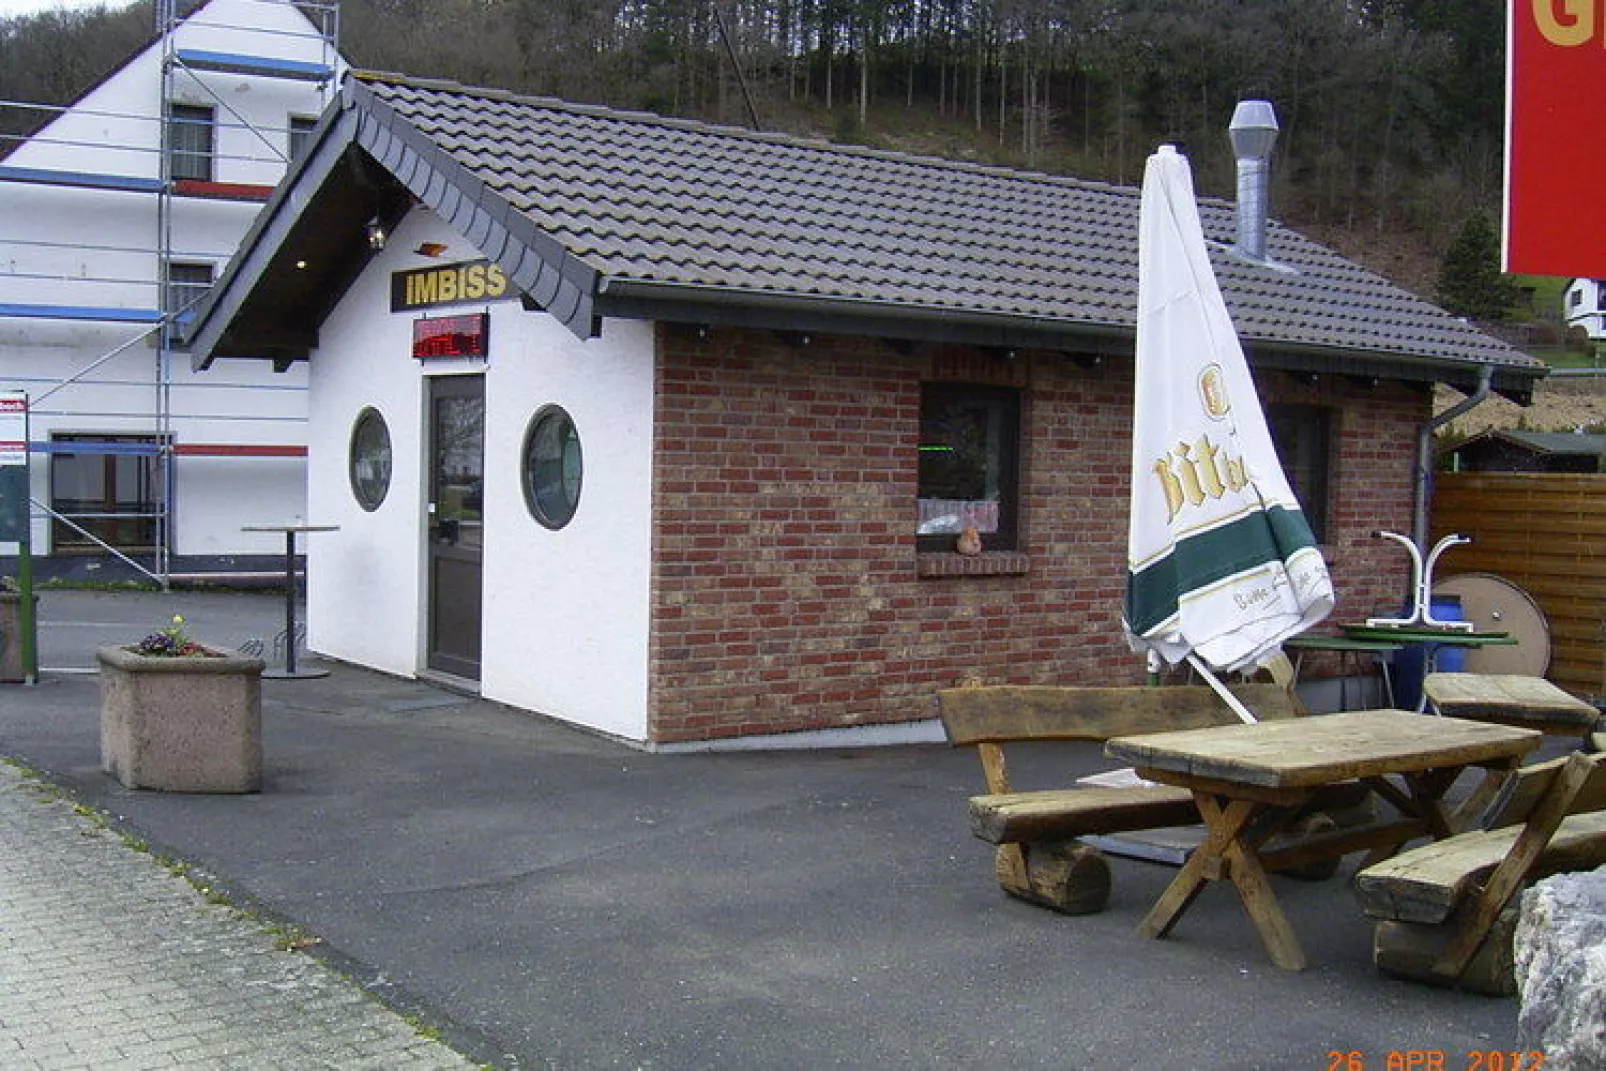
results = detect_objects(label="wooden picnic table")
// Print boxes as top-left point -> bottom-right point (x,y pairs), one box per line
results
1339,624 -> 1519,710
1104,709 -> 1541,971
1421,672 -> 1601,740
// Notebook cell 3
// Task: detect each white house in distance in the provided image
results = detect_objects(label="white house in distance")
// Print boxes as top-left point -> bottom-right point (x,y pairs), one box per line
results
0,0 -> 343,582
1564,277 -> 1606,344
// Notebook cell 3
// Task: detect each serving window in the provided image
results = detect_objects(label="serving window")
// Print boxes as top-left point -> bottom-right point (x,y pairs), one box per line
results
916,383 -> 1020,553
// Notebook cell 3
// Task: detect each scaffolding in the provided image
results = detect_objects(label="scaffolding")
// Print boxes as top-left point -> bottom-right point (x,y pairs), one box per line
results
0,0 -> 339,585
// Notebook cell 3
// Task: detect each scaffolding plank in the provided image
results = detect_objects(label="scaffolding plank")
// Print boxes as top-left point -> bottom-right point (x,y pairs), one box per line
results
174,49 -> 333,82
28,442 -> 306,457
28,440 -> 160,456
0,304 -> 163,323
0,165 -> 163,194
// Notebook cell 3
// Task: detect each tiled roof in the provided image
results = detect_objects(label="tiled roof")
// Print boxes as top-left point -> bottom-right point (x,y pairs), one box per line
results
1460,430 -> 1606,455
184,69 -> 1543,396
358,73 -> 1539,384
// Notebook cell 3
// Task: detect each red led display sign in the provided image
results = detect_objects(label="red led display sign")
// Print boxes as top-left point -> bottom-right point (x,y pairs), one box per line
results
412,313 -> 489,361
1505,0 -> 1606,276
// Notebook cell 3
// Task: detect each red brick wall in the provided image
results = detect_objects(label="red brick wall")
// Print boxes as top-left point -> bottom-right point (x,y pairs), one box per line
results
647,324 -> 1426,743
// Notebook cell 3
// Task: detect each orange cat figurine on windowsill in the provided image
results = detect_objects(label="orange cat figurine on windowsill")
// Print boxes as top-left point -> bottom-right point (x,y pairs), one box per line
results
956,526 -> 982,556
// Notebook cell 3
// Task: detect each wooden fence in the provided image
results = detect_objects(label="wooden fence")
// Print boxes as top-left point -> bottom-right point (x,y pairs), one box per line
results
1431,472 -> 1606,701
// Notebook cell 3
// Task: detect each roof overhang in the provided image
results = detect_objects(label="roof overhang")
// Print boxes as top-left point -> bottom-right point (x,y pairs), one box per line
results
187,76 -> 602,368
184,99 -> 402,368
594,278 -> 1542,403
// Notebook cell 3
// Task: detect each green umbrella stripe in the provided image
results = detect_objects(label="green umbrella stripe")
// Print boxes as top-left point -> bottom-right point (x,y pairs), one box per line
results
1127,491 -> 1296,572
1124,506 -> 1320,635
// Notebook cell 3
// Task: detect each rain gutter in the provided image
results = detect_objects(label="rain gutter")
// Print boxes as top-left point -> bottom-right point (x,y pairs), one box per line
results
1414,363 -> 1492,549
593,278 -> 1139,354
601,278 -> 1546,396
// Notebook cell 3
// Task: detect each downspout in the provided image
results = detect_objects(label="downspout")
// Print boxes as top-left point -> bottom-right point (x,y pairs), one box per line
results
1414,365 -> 1491,549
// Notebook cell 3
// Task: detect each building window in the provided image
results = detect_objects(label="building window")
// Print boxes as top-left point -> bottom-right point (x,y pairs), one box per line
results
348,408 -> 392,512
288,116 -> 318,162
917,383 -> 1020,552
522,406 -> 582,530
49,434 -> 162,552
164,262 -> 213,342
1266,403 -> 1331,543
168,103 -> 214,181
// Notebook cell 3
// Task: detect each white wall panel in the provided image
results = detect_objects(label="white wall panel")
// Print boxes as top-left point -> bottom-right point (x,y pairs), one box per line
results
305,206 -> 656,739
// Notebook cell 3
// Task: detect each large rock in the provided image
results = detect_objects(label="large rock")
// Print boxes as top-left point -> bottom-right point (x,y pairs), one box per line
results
1515,867 -> 1606,1069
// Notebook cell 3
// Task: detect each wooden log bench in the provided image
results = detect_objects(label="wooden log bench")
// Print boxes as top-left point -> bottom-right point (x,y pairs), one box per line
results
937,682 -> 1368,915
1354,749 -> 1606,994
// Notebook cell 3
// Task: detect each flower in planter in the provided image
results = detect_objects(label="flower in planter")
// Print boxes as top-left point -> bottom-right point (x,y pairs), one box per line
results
132,615 -> 217,658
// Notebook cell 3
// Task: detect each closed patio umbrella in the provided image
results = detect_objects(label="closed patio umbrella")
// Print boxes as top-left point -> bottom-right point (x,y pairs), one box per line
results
1123,145 -> 1334,714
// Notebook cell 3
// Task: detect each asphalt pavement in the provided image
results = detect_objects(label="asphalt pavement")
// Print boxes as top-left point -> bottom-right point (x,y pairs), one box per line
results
1,589 -> 1527,1069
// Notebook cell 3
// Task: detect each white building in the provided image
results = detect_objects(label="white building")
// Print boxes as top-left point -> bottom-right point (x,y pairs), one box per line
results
0,0 -> 343,581
1564,277 -> 1606,343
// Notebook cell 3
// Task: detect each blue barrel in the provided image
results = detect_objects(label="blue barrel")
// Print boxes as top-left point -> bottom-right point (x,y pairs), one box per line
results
1391,595 -> 1466,710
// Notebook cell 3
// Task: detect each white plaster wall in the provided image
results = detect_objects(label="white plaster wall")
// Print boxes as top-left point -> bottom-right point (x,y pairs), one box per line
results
477,307 -> 655,742
0,0 -> 338,558
304,207 -> 655,739
303,220 -> 430,678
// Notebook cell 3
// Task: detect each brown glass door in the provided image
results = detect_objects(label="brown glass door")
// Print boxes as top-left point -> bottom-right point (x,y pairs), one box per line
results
427,375 -> 484,679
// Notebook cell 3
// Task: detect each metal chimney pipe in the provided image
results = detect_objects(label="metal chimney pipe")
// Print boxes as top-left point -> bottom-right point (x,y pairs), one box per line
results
1229,100 -> 1279,262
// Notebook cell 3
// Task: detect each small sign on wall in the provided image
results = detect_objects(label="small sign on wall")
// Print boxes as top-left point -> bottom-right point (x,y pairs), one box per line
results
413,313 -> 490,361
1,392 -> 28,543
0,392 -> 25,468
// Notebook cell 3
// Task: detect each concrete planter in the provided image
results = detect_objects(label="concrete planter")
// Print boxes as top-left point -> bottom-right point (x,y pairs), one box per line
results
97,645 -> 266,793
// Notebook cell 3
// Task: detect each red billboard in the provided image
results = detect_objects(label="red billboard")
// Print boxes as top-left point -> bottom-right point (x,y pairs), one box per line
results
1505,1 -> 1606,277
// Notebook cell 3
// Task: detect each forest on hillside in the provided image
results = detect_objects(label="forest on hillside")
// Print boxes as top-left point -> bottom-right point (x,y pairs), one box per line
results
0,1 -> 1510,299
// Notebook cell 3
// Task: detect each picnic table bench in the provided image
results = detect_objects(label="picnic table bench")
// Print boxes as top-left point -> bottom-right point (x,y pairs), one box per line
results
936,682 -> 1367,914
1354,749 -> 1606,993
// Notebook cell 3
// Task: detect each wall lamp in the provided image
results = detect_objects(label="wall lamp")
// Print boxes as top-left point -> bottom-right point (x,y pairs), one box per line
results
365,217 -> 386,251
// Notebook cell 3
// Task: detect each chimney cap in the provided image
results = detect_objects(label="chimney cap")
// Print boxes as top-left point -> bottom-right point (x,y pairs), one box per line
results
1229,100 -> 1279,161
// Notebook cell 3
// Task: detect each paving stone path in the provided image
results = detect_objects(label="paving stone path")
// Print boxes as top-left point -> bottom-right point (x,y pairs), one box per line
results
0,762 -> 480,1070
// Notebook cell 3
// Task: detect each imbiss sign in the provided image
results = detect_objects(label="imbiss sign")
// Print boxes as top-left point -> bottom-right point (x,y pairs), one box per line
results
391,259 -> 514,312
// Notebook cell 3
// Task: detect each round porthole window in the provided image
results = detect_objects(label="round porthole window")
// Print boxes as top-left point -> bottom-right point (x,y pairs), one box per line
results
523,405 -> 582,529
348,407 -> 392,512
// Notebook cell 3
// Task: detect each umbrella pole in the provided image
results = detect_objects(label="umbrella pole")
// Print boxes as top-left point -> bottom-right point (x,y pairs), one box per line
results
1185,654 -> 1259,724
